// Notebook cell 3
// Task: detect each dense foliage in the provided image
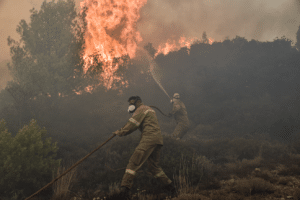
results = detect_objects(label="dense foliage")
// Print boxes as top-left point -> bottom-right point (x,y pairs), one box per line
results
0,119 -> 60,199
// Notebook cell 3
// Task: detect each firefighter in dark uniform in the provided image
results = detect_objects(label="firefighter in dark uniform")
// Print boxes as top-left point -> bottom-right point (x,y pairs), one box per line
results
113,96 -> 176,199
168,93 -> 190,140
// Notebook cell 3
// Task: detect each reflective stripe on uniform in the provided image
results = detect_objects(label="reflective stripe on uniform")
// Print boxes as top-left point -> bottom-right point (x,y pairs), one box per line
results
154,171 -> 166,178
125,169 -> 136,175
144,109 -> 155,115
129,118 -> 140,126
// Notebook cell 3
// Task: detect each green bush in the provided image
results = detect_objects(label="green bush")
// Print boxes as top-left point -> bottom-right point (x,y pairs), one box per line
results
0,119 -> 61,199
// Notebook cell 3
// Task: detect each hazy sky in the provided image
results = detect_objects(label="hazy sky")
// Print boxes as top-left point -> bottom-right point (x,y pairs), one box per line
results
138,0 -> 300,48
0,0 -> 299,88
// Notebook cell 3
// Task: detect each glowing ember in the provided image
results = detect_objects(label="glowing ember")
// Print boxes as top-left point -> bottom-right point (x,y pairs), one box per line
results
80,0 -> 147,90
155,36 -> 216,57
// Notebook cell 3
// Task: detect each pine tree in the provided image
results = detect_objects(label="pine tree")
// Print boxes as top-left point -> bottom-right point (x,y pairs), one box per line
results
6,0 -> 85,104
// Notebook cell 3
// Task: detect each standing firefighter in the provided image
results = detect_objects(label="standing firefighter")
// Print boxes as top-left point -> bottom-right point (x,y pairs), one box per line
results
168,93 -> 190,140
113,96 -> 176,199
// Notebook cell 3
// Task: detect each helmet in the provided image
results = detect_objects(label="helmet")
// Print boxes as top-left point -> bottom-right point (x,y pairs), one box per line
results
173,93 -> 180,99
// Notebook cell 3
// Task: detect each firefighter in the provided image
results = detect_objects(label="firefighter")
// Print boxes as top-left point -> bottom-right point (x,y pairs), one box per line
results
113,96 -> 176,199
168,93 -> 190,140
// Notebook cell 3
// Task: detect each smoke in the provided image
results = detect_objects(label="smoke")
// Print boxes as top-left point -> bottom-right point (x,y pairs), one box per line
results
138,0 -> 300,48
0,60 -> 11,90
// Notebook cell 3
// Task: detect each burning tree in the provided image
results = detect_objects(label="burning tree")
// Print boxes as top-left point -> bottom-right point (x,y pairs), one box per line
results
79,0 -> 147,91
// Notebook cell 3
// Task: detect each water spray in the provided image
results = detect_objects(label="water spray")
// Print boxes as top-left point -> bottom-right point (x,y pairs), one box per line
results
141,49 -> 171,100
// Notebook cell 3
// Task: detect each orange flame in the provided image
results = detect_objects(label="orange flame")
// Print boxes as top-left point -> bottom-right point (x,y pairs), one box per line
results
79,0 -> 219,93
155,36 -> 216,57
80,0 -> 147,90
208,38 -> 215,44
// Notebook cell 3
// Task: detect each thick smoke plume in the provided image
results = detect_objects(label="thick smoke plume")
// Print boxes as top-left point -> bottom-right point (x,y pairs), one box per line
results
137,0 -> 300,48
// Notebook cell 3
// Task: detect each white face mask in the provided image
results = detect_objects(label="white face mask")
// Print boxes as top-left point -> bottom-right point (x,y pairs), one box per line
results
128,105 -> 136,113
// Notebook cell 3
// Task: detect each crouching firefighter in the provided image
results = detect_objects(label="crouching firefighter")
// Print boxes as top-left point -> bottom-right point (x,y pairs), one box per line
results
113,96 -> 177,199
168,93 -> 190,140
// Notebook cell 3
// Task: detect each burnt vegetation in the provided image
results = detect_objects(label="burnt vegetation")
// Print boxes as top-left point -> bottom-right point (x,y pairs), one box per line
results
1,0 -> 300,199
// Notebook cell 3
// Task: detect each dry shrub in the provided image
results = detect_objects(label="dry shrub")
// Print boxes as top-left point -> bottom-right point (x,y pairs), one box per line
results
291,134 -> 300,154
173,153 -> 219,195
193,137 -> 265,168
196,138 -> 230,160
285,153 -> 300,166
52,163 -> 77,200
131,192 -> 169,200
178,193 -> 210,200
294,188 -> 300,200
224,156 -> 262,178
278,164 -> 300,176
227,138 -> 262,161
132,194 -> 159,200
260,140 -> 289,163
107,182 -> 120,197
253,170 -> 278,183
231,177 -> 274,196
173,174 -> 191,195
278,176 -> 294,185
190,124 -> 215,139
193,154 -> 218,184
210,190 -> 245,200
92,182 -> 127,200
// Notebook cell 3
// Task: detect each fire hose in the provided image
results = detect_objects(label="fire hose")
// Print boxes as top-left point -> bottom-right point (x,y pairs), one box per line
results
149,105 -> 169,117
24,106 -> 168,200
24,134 -> 116,200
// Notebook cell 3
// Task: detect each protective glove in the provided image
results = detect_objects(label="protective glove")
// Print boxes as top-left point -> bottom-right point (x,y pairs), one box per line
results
113,130 -> 123,137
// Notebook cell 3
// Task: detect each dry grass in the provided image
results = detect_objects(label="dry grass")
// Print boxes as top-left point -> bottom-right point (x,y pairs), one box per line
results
173,154 -> 212,195
172,153 -> 222,199
52,162 -> 77,200
49,137 -> 300,200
